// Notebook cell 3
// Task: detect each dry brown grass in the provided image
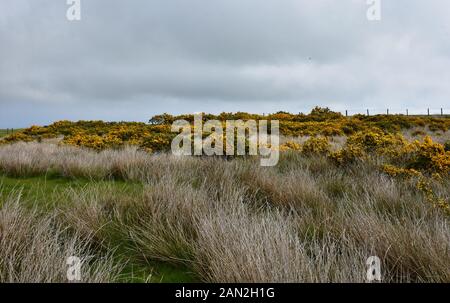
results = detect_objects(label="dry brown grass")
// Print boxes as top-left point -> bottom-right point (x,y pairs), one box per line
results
0,194 -> 122,282
0,142 -> 449,282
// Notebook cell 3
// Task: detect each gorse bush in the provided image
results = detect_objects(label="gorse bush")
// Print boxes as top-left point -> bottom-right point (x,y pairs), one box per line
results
1,108 -> 449,152
280,141 -> 302,151
331,144 -> 366,165
346,131 -> 409,156
301,136 -> 331,156
407,136 -> 450,174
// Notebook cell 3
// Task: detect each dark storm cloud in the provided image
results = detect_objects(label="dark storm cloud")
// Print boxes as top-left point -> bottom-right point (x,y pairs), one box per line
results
1,0 -> 450,127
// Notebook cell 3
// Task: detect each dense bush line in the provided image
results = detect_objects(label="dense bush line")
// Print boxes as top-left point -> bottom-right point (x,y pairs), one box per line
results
1,107 -> 449,152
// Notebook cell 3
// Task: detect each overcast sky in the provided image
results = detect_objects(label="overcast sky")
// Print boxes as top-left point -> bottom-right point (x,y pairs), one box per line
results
1,0 -> 450,127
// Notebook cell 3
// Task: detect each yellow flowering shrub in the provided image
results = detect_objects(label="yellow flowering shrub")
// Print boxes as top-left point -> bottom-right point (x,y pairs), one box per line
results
381,164 -> 421,179
346,131 -> 409,157
405,136 -> 450,174
301,137 -> 331,156
328,131 -> 449,193
416,177 -> 450,216
1,108 -> 449,156
140,133 -> 175,152
1,132 -> 34,144
63,133 -> 107,150
330,144 -> 366,165
280,141 -> 301,151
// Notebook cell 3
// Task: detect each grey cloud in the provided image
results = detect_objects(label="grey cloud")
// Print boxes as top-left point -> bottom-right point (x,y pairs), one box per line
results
1,0 -> 450,127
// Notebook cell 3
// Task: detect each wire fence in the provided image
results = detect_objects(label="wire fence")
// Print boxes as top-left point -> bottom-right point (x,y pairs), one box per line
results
1,128 -> 17,136
337,108 -> 450,117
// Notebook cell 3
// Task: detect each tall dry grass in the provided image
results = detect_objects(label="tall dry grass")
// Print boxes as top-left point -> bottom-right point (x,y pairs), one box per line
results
0,193 -> 122,282
0,142 -> 449,282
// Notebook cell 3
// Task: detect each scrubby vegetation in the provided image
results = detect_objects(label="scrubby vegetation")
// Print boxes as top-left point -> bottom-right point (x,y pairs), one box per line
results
1,107 -> 449,152
0,108 -> 449,283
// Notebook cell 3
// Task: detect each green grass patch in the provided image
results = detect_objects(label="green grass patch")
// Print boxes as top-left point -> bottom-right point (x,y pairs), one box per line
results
0,174 -> 199,283
0,175 -> 88,208
0,174 -> 147,206
118,260 -> 198,283
0,175 -> 141,207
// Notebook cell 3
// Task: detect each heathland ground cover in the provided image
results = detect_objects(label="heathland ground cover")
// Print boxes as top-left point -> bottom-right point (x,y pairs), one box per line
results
0,108 -> 449,282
